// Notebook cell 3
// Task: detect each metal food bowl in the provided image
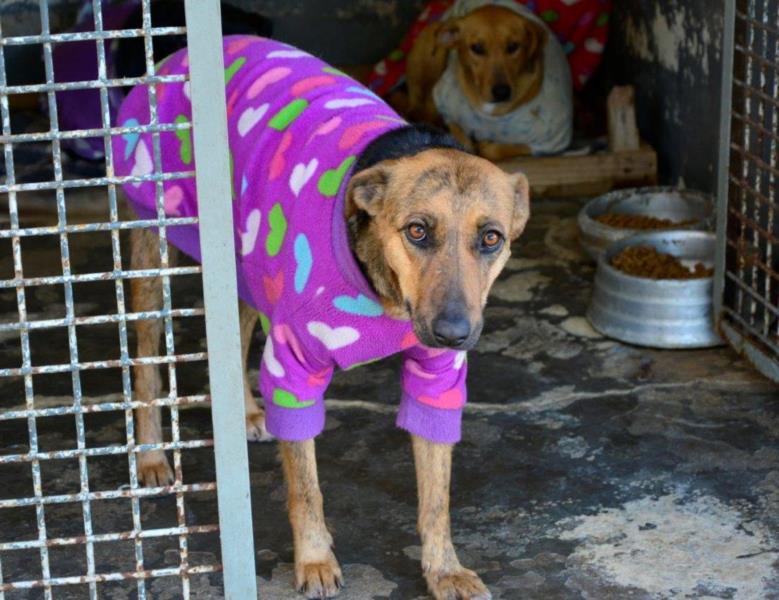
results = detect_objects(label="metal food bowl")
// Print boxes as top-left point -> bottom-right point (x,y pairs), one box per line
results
587,231 -> 723,349
578,187 -> 714,261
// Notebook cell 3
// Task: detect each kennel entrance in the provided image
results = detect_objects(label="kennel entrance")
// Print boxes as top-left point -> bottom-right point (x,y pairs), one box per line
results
0,1 -> 257,598
715,0 -> 779,383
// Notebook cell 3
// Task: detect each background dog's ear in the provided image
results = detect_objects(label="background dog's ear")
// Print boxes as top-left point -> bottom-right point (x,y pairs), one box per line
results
509,172 -> 531,240
437,20 -> 461,48
526,20 -> 547,62
346,165 -> 389,218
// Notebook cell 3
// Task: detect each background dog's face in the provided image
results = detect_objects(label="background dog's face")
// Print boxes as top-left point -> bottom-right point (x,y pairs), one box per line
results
439,5 -> 546,112
346,149 -> 530,350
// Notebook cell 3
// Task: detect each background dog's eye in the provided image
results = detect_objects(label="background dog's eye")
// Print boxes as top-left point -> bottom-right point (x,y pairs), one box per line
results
481,230 -> 503,252
506,42 -> 520,54
407,223 -> 427,243
470,42 -> 486,55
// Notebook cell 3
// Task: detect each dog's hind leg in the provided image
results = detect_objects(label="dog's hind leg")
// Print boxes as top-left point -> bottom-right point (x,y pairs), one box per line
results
280,440 -> 343,599
129,227 -> 176,486
412,435 -> 491,600
238,300 -> 272,442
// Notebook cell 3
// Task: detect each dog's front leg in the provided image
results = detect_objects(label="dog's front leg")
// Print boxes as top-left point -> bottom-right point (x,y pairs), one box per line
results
412,435 -> 491,600
280,440 -> 343,598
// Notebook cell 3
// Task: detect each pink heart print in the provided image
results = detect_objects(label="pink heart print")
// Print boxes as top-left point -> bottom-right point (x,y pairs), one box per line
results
418,388 -> 464,410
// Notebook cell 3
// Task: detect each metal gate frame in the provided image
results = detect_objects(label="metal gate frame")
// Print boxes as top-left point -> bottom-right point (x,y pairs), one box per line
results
714,0 -> 779,383
0,0 -> 257,597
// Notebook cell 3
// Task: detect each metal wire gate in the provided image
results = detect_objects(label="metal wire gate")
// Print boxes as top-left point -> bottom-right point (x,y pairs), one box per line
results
715,0 -> 779,383
0,1 -> 257,598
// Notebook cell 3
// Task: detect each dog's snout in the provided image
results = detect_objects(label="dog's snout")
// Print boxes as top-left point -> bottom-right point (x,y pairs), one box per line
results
491,83 -> 511,102
432,312 -> 471,348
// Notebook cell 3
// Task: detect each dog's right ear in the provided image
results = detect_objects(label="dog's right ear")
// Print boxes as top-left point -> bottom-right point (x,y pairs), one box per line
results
345,165 -> 389,218
437,20 -> 461,48
509,171 -> 531,240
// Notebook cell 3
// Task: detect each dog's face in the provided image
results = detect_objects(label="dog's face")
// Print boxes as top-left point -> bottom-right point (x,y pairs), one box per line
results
346,149 -> 530,350
439,5 -> 546,113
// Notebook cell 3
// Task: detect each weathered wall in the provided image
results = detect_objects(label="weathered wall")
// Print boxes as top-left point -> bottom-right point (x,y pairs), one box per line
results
1,0 -> 423,83
3,0 -> 728,193
603,0 -> 726,193
223,0 -> 424,65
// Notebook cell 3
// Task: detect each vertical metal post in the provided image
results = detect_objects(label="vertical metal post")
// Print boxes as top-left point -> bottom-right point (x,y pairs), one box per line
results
714,0 -> 736,318
183,1 -> 258,598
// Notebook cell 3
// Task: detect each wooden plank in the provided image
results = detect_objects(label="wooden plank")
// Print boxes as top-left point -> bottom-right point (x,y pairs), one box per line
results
498,143 -> 658,198
607,85 -> 640,152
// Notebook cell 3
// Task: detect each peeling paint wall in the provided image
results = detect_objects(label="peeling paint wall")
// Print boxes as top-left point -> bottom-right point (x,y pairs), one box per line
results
604,0 -> 726,193
1,0 -> 423,79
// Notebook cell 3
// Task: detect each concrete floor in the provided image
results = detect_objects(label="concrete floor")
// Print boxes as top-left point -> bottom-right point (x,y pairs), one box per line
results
1,186 -> 779,599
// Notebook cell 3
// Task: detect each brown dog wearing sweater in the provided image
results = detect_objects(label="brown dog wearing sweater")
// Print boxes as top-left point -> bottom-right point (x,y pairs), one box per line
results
128,126 -> 528,599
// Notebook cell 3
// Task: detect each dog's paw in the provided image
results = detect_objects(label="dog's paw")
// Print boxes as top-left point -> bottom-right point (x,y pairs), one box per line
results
295,552 -> 343,599
426,568 -> 491,600
137,450 -> 174,487
245,408 -> 273,442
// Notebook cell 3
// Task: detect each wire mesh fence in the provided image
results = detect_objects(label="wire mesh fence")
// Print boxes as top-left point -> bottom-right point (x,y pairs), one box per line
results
716,0 -> 779,383
0,1 -> 255,598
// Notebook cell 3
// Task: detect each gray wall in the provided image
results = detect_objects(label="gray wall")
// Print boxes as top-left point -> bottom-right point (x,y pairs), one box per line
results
4,0 -> 729,194
603,0 -> 726,193
223,0 -> 424,65
1,0 -> 424,82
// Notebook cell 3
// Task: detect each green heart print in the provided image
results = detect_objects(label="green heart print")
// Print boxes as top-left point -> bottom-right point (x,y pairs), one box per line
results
317,156 -> 356,197
272,388 -> 314,409
175,114 -> 192,164
265,203 -> 287,257
268,99 -> 308,131
322,66 -> 348,77
224,57 -> 246,84
259,312 -> 271,336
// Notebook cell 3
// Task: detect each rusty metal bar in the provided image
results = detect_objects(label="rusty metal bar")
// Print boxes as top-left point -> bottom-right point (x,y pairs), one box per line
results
1,26 -> 186,46
1,0 -> 229,596
715,0 -> 779,383
0,394 -> 209,421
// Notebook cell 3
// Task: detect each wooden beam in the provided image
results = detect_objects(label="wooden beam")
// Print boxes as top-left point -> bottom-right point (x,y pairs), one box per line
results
607,85 -> 641,153
499,143 -> 658,198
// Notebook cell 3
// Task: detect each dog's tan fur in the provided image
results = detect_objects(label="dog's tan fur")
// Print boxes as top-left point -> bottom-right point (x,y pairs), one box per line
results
128,147 -> 529,599
403,5 -> 547,160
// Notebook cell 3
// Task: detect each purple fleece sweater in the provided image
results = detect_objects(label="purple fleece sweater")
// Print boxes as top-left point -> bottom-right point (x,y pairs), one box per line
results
114,36 -> 467,443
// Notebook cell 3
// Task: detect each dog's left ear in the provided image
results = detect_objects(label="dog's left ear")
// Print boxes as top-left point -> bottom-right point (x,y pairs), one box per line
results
437,19 -> 461,48
509,172 -> 531,240
526,20 -> 547,62
345,164 -> 390,218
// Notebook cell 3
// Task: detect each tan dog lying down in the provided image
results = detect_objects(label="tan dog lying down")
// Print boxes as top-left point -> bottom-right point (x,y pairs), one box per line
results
405,0 -> 573,160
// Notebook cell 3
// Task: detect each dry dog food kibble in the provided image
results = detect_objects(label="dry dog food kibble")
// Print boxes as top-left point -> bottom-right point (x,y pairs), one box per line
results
611,245 -> 714,279
595,213 -> 696,230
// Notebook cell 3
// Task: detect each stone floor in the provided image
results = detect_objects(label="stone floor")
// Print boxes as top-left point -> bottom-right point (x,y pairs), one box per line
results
1,192 -> 778,599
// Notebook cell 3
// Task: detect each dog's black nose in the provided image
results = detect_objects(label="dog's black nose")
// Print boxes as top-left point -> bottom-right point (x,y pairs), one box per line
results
491,83 -> 511,102
432,314 -> 471,347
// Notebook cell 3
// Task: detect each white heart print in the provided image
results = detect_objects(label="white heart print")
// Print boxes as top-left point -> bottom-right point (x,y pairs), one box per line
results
324,98 -> 375,109
238,104 -> 269,137
262,336 -> 285,377
130,140 -> 152,187
240,209 -> 262,256
584,38 -> 604,54
307,321 -> 360,350
289,159 -> 318,196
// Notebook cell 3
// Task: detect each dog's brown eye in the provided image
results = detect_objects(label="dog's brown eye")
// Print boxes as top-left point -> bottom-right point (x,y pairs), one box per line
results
470,42 -> 486,56
407,223 -> 427,242
506,42 -> 520,54
481,230 -> 503,252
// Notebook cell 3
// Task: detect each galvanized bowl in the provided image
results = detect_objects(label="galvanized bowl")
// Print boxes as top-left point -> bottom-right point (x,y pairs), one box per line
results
587,231 -> 723,349
578,187 -> 714,261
